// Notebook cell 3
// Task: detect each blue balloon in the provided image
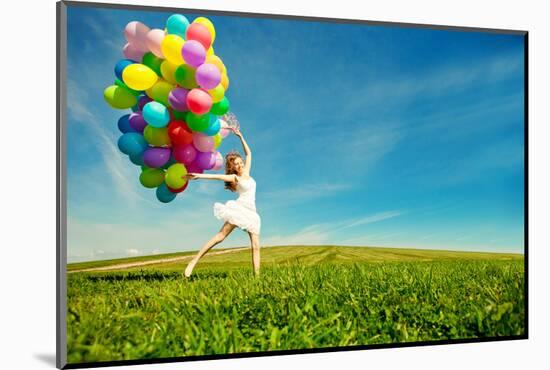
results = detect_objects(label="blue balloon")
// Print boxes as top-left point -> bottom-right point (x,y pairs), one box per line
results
114,59 -> 135,81
166,14 -> 189,38
142,101 -> 170,128
203,116 -> 221,136
129,152 -> 144,166
156,183 -> 177,203
117,114 -> 135,133
117,133 -> 148,156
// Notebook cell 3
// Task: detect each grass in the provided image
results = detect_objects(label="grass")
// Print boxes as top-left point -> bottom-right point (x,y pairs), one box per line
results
66,245 -> 525,364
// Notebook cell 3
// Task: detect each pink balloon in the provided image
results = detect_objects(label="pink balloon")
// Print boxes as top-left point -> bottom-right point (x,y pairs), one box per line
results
196,63 -> 221,89
124,21 -> 150,51
186,23 -> 212,50
213,151 -> 223,170
186,88 -> 212,115
123,43 -> 146,62
219,119 -> 230,138
173,144 -> 197,165
192,132 -> 215,152
146,29 -> 166,58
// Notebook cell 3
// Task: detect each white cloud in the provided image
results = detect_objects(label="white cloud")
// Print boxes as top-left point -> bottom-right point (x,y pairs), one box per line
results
126,248 -> 142,256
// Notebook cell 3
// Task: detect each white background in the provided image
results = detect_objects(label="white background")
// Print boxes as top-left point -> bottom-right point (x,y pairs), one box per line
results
1,0 -> 548,369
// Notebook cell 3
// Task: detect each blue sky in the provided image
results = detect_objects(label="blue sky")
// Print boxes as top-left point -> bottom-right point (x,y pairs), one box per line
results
66,5 -> 525,262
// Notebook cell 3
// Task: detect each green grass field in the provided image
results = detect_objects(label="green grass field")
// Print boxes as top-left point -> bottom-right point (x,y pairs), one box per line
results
66,245 -> 525,364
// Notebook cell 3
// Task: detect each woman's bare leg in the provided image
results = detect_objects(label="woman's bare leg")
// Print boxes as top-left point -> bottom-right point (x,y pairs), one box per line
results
184,222 -> 236,277
248,232 -> 260,276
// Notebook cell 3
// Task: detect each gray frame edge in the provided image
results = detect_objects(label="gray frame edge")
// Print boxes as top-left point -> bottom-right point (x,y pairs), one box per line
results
57,1 -> 68,369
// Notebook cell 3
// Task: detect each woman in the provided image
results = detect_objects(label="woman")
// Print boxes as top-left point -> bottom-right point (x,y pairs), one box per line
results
184,128 -> 261,277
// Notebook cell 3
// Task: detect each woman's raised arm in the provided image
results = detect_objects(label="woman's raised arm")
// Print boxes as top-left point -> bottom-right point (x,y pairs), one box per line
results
186,173 -> 237,182
234,129 -> 252,174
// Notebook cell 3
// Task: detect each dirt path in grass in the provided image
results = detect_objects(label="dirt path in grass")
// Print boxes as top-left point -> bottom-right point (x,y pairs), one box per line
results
68,247 -> 250,273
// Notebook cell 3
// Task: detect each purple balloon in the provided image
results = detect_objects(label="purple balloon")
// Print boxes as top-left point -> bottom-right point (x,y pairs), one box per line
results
195,151 -> 216,170
129,112 -> 147,133
196,63 -> 221,89
138,95 -> 152,110
168,88 -> 189,111
181,40 -> 206,67
173,144 -> 197,165
143,147 -> 171,168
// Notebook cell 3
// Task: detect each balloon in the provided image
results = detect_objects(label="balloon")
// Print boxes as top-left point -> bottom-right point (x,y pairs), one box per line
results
195,63 -> 221,89
141,52 -> 163,76
156,183 -> 177,203
194,17 -> 216,42
209,96 -> 230,115
138,95 -> 152,110
128,112 -> 147,132
187,88 -> 212,115
167,181 -> 188,193
115,59 -> 135,81
143,125 -> 171,146
205,55 -> 226,73
123,42 -> 146,62
165,163 -> 188,189
173,144 -> 197,164
213,151 -> 223,170
142,101 -> 170,128
129,152 -> 144,166
143,147 -> 171,168
219,119 -> 230,138
146,79 -> 173,106
181,40 -> 206,67
167,120 -> 193,145
161,155 -> 178,170
168,88 -> 189,111
203,115 -> 221,136
186,162 -> 204,174
122,63 -> 158,91
186,23 -> 212,50
124,21 -> 150,50
114,78 -> 140,96
195,150 -> 216,170
207,46 -> 215,56
160,60 -> 178,84
118,114 -> 135,133
161,34 -> 185,65
145,29 -> 165,58
220,72 -> 229,91
174,64 -> 198,89
118,132 -> 148,156
140,168 -> 166,188
193,132 -> 215,152
213,132 -> 222,148
186,112 -> 210,132
103,85 -> 138,109
207,84 -> 225,103
172,109 -> 187,120
166,14 -> 189,38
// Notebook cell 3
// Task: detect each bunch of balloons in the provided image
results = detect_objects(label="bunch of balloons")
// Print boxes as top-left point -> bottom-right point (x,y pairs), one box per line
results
104,14 -> 236,203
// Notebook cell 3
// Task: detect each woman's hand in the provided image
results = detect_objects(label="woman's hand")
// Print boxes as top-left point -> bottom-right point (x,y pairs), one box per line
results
185,173 -> 200,180
232,127 -> 243,137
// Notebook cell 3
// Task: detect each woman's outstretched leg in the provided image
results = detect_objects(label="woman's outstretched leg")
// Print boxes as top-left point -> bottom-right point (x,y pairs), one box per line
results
248,232 -> 260,276
184,222 -> 236,277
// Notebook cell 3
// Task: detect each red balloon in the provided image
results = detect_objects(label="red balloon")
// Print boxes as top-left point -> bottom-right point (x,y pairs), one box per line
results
167,180 -> 189,194
186,23 -> 212,50
186,88 -> 212,115
167,120 -> 193,146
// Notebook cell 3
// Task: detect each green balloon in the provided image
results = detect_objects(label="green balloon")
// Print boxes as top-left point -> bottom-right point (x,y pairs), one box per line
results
174,64 -> 198,89
165,163 -> 187,189
186,112 -> 210,132
140,168 -> 166,188
103,85 -> 138,109
114,78 -> 141,96
210,96 -> 230,115
172,110 -> 187,120
143,125 -> 171,146
148,80 -> 173,107
142,52 -> 163,76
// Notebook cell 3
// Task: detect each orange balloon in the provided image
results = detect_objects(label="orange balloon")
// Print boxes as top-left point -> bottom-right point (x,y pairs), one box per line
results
220,73 -> 229,91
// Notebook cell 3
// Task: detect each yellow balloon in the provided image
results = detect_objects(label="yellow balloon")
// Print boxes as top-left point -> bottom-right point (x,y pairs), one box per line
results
161,35 -> 185,65
213,133 -> 222,149
160,60 -> 179,84
205,55 -> 226,73
122,64 -> 158,91
194,17 -> 216,42
207,46 -> 214,56
208,84 -> 225,103
144,125 -> 171,147
220,72 -> 229,91
146,79 -> 174,107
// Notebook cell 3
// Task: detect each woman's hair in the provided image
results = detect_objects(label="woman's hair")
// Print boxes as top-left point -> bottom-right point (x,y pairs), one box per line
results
224,151 -> 242,192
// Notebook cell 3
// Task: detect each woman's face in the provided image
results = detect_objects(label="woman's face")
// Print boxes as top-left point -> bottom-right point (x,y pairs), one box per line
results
233,157 -> 244,175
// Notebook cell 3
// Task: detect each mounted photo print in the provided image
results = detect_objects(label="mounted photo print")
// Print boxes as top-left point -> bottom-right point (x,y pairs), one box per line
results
56,1 -> 527,368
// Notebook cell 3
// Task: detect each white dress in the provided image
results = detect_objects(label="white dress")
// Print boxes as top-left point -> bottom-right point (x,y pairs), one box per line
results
213,177 -> 261,235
